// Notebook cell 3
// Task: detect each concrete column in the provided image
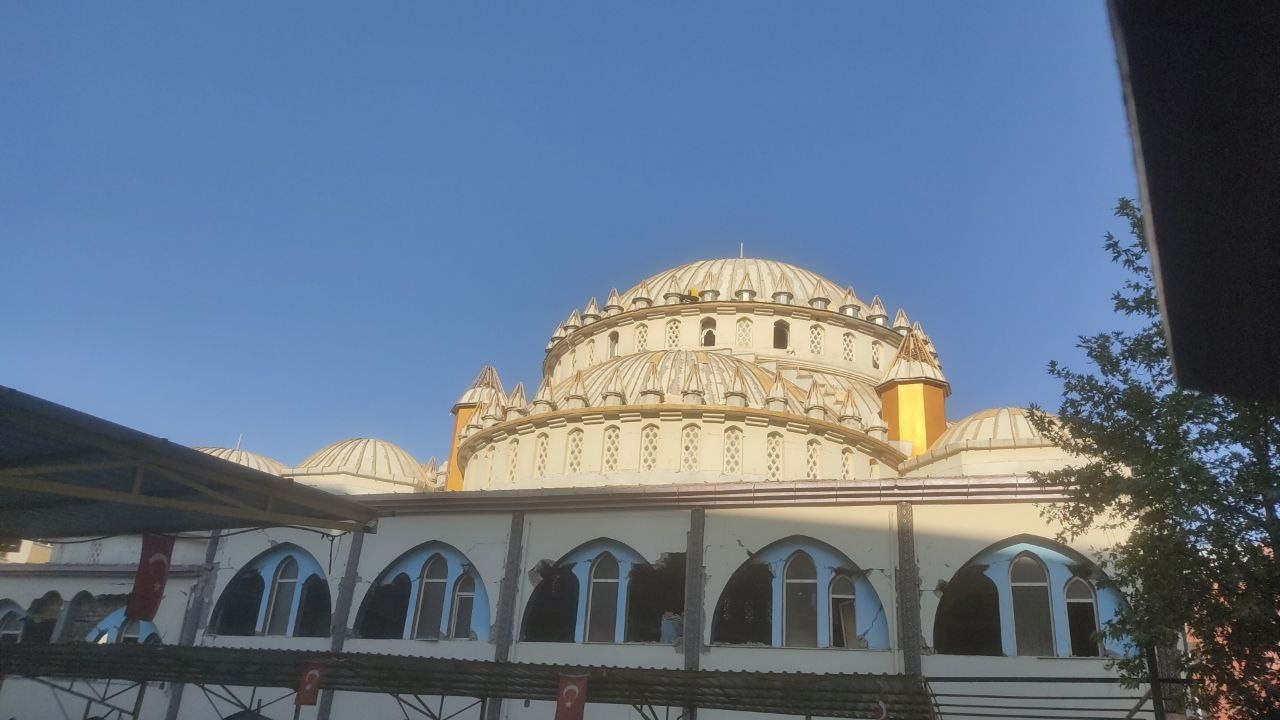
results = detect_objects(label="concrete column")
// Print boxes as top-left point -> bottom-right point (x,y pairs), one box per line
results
682,508 -> 707,720
895,502 -> 923,676
316,530 -> 365,720
164,530 -> 222,720
484,511 -> 527,720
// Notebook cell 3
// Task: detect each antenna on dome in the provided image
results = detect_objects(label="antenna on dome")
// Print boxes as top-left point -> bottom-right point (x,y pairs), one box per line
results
739,242 -> 744,259
234,433 -> 243,451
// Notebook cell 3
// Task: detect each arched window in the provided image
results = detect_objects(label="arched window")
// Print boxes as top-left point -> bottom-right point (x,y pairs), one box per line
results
700,318 -> 716,347
294,576 -> 331,637
829,576 -> 857,648
587,338 -> 596,364
566,429 -> 584,473
934,566 -> 1002,655
809,325 -> 824,355
712,564 -> 772,645
210,572 -> 263,636
602,425 -> 621,471
585,554 -> 620,643
635,324 -> 648,352
534,433 -> 549,478
1010,554 -> 1054,656
735,317 -> 752,347
871,341 -> 881,369
805,439 -> 821,479
265,557 -> 298,636
640,424 -> 659,471
666,319 -> 681,348
723,426 -> 743,474
773,320 -> 790,350
681,424 -> 700,472
521,564 -> 580,643
507,438 -> 520,484
25,591 -> 64,644
414,555 -> 448,640
608,331 -> 619,358
358,573 -> 411,639
0,610 -> 24,644
766,432 -> 784,481
450,573 -> 477,640
841,448 -> 854,481
783,552 -> 818,647
86,608 -> 161,645
842,332 -> 855,362
1065,577 -> 1100,657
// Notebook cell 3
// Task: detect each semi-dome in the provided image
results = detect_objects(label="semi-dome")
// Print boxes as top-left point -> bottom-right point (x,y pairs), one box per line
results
932,407 -> 1055,449
620,258 -> 861,309
899,407 -> 1068,477
554,350 -> 804,409
195,446 -> 287,475
294,438 -> 429,487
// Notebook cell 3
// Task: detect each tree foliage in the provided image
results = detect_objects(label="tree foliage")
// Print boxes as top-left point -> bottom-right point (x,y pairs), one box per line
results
1029,198 -> 1280,718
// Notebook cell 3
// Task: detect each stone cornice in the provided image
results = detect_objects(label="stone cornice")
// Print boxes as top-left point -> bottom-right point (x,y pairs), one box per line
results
0,563 -> 203,578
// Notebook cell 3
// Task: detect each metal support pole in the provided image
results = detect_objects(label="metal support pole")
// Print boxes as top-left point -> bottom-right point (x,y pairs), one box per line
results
164,529 -> 222,720
1146,646 -> 1167,720
681,508 -> 707,720
484,511 -> 526,720
317,530 -> 365,720
895,503 -> 923,676
130,681 -> 148,719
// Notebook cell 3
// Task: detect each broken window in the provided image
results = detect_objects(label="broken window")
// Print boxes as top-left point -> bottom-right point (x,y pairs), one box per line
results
64,591 -> 129,643
783,552 -> 818,647
294,576 -> 332,637
829,575 -> 857,648
585,553 -> 620,643
934,565 -> 1002,656
521,562 -> 579,643
1011,553 -> 1054,656
210,571 -> 265,636
0,610 -> 24,644
450,573 -> 477,640
414,555 -> 448,640
711,563 -> 772,645
24,591 -> 63,644
1065,577 -> 1100,657
265,556 -> 298,636
625,553 -> 686,643
356,572 -> 411,639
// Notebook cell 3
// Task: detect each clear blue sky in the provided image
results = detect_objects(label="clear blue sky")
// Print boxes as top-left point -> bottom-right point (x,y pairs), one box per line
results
1,2 -> 1137,465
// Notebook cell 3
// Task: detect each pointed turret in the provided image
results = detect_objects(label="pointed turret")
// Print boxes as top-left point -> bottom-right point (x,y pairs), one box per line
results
808,278 -> 830,311
765,368 -> 789,412
837,391 -> 863,429
876,324 -> 949,456
699,270 -> 720,301
604,288 -> 624,316
639,362 -> 664,404
563,371 -> 589,409
772,274 -> 794,305
804,382 -> 827,420
725,367 -> 750,407
562,309 -> 582,334
866,296 -> 887,325
892,309 -> 911,334
454,366 -> 505,409
663,279 -> 686,305
530,378 -> 557,414
420,456 -> 440,489
681,362 -> 706,404
632,281 -> 654,309
582,297 -> 600,324
481,395 -> 504,428
838,287 -> 861,318
504,382 -> 528,420
735,272 -> 757,302
600,369 -> 627,406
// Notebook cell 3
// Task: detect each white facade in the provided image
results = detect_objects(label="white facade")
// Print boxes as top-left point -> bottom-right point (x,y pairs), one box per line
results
0,259 -> 1138,720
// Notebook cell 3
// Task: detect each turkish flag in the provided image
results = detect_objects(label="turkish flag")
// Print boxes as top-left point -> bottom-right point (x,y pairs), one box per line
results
554,674 -> 588,720
296,664 -> 324,706
125,534 -> 175,621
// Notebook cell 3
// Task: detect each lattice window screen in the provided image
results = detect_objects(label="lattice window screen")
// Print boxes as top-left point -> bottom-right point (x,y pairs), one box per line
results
842,333 -> 856,363
640,425 -> 660,471
507,439 -> 520,484
484,445 -> 495,488
806,440 -> 821,479
587,339 -> 595,364
636,324 -> 648,352
681,424 -> 701,472
534,434 -> 549,477
723,427 -> 743,474
810,325 -> 824,355
872,341 -> 881,369
602,426 -> 620,471
841,448 -> 853,481
766,433 -> 784,481
566,429 -> 584,473
735,318 -> 752,347
666,319 -> 681,348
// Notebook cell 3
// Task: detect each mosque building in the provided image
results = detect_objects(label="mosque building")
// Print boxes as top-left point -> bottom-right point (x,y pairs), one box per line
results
0,258 -> 1138,720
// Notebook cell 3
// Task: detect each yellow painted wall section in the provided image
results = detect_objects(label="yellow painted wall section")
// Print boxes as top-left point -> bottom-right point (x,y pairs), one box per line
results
879,383 -> 947,456
445,405 -> 478,491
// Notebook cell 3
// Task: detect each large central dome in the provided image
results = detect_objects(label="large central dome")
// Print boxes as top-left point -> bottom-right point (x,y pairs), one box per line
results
620,258 -> 863,310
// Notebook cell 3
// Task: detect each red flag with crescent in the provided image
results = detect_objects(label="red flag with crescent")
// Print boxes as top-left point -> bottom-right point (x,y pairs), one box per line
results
554,674 -> 588,720
125,533 -> 175,621
296,663 -> 325,705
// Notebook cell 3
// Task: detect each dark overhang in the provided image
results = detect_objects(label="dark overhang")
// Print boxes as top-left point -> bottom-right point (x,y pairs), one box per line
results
1109,2 -> 1280,401
0,386 -> 379,537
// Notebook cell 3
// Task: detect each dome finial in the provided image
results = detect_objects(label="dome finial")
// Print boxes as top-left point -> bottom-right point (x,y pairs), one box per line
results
735,272 -> 757,302
504,382 -> 528,420
808,278 -> 830,310
772,275 -> 794,305
639,361 -> 664,404
563,372 -> 589,409
804,382 -> 827,420
892,308 -> 911,333
867,296 -> 887,325
837,390 -> 863,429
632,281 -> 654,309
765,368 -> 789,412
604,288 -> 623,315
725,367 -> 750,407
681,360 -> 706,404
530,378 -> 557,414
582,297 -> 600,323
699,270 -> 720,301
563,308 -> 582,333
601,369 -> 627,406
455,366 -> 505,408
839,286 -> 861,318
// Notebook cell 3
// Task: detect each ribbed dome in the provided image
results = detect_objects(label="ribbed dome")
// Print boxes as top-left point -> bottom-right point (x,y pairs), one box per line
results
554,350 -> 803,409
295,438 -> 428,486
932,407 -> 1055,449
195,447 -> 287,475
621,258 -> 860,308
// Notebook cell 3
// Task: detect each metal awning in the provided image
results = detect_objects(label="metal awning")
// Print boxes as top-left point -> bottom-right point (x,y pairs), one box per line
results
0,385 -> 379,537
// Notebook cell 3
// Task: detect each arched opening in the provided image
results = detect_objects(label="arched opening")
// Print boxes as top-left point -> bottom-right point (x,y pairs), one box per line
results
450,573 -> 477,640
0,609 -> 24,644
520,563 -> 579,643
735,317 -> 752,347
934,565 -> 1002,655
294,576 -> 331,637
700,318 -> 716,347
829,575 -> 857,647
585,553 -> 620,643
711,563 -> 772,645
783,552 -> 818,647
608,331 -> 619,358
773,320 -> 790,349
625,554 -> 686,643
1010,553 -> 1054,656
356,572 -> 411,639
414,555 -> 448,640
1065,577 -> 1101,657
25,591 -> 63,644
210,571 -> 264,636
264,556 -> 298,636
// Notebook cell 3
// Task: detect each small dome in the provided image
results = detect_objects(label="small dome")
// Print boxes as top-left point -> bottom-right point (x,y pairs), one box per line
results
620,258 -> 861,310
195,447 -> 287,475
295,438 -> 428,487
932,407 -> 1055,449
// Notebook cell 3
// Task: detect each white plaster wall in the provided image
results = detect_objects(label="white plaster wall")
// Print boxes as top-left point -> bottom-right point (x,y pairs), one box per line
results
0,571 -> 194,643
52,534 -> 209,566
